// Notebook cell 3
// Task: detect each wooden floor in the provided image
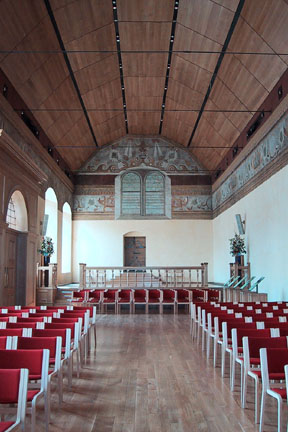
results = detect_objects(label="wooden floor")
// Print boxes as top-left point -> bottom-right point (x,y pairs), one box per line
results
37,314 -> 283,431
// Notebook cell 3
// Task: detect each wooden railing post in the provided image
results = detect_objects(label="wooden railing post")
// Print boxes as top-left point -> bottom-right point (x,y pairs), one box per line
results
79,263 -> 86,290
48,263 -> 57,288
201,262 -> 208,287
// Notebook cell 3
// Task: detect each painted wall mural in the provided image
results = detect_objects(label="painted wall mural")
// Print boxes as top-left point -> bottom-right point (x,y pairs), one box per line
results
73,188 -> 114,214
212,112 -> 288,211
172,194 -> 212,213
78,137 -> 204,174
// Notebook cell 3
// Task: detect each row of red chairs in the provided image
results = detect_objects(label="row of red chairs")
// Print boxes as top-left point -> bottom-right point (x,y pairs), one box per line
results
70,288 -> 220,313
0,304 -> 98,431
191,301 -> 288,431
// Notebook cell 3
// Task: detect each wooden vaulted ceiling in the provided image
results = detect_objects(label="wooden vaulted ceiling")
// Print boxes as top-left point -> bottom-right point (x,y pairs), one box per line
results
0,0 -> 287,174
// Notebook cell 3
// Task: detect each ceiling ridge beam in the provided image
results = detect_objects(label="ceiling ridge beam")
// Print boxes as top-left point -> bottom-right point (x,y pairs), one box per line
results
112,0 -> 128,133
159,0 -> 180,134
187,0 -> 245,147
43,0 -> 98,147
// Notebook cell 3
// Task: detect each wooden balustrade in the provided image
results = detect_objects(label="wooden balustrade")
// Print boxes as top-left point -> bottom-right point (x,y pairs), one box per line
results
79,263 -> 209,290
36,263 -> 58,305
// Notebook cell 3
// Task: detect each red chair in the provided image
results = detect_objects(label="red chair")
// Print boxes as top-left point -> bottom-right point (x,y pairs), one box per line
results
0,368 -> 28,432
243,337 -> 288,424
117,289 -> 133,314
16,336 -> 63,405
70,290 -> 88,303
87,289 -> 104,306
259,348 -> 288,432
133,289 -> 148,313
102,290 -> 118,313
161,289 -> 176,313
0,336 -> 12,349
43,322 -> 80,384
175,289 -> 191,313
0,349 -> 49,432
147,289 -> 161,312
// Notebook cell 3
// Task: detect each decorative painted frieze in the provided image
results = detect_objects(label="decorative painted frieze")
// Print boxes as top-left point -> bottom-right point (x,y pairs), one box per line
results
212,112 -> 288,212
78,137 -> 204,174
172,195 -> 212,213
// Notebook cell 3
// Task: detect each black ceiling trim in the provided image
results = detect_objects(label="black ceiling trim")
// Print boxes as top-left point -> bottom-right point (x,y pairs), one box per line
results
43,0 -> 98,147
187,0 -> 245,147
14,108 -> 272,113
159,0 -> 179,134
112,0 -> 128,134
2,50 -> 285,55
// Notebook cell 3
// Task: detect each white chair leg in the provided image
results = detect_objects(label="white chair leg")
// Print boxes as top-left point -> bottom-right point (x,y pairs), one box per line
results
58,369 -> 63,405
259,391 -> 266,432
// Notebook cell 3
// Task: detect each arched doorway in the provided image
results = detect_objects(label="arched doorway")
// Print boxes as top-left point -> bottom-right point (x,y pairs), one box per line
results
5,190 -> 28,305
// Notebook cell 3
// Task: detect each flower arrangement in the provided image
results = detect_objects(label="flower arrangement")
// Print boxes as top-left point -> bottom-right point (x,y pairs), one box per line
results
39,236 -> 54,257
229,234 -> 246,256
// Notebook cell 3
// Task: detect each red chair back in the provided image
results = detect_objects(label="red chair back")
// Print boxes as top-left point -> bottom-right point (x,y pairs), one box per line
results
28,312 -> 54,318
177,289 -> 189,301
148,290 -> 160,300
0,349 -> 44,377
134,290 -> 146,301
249,336 -> 288,359
118,290 -> 131,300
103,290 -> 117,300
0,337 -> 7,349
7,322 -> 37,329
0,369 -> 22,403
0,329 -> 23,337
265,347 -> 288,373
236,328 -> 270,347
17,317 -> 44,323
32,328 -> 67,347
162,290 -> 175,301
17,337 -> 57,358
45,323 -> 75,338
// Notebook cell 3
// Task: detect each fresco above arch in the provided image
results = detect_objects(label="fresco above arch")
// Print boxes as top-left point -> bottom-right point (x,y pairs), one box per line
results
77,137 -> 204,174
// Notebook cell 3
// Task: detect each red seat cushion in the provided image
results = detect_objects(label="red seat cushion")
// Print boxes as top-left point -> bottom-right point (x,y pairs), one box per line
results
271,388 -> 287,398
0,421 -> 14,432
27,390 -> 40,401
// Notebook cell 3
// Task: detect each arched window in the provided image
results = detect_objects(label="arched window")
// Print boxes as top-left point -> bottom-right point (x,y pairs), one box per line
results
121,172 -> 141,215
119,170 -> 170,218
145,172 -> 165,216
61,202 -> 72,273
6,191 -> 28,231
44,188 -> 58,261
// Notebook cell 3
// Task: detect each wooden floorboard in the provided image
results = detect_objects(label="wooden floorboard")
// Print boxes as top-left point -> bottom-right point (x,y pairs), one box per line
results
33,315 -> 284,431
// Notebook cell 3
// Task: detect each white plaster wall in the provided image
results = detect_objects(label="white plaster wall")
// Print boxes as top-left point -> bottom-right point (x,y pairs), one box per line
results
72,219 -> 213,281
213,164 -> 288,301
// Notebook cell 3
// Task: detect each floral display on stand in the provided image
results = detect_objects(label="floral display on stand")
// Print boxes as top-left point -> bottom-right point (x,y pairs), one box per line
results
39,236 -> 54,257
229,234 -> 246,257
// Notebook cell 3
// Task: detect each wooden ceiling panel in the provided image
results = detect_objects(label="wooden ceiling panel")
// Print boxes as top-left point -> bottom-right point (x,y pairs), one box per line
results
128,112 -> 161,135
125,77 -> 165,98
65,24 -> 117,72
89,109 -> 124,128
45,111 -> 83,144
167,79 -> 204,110
227,19 -> 287,91
0,0 -> 47,62
170,55 -> 212,95
93,113 -> 126,143
82,80 -> 123,108
217,55 -> 269,110
164,97 -> 198,128
118,0 -> 174,21
242,0 -> 288,64
58,146 -> 95,171
204,100 -> 239,144
98,126 -> 127,148
122,53 -> 167,77
125,96 -> 163,110
173,24 -> 222,73
162,114 -> 193,148
52,0 -> 113,44
119,22 -> 171,51
177,0 -> 234,45
191,148 -> 224,171
74,55 -> 120,95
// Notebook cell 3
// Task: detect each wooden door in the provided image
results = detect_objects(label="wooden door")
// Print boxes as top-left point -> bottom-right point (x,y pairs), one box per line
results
124,237 -> 146,267
4,229 -> 18,305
